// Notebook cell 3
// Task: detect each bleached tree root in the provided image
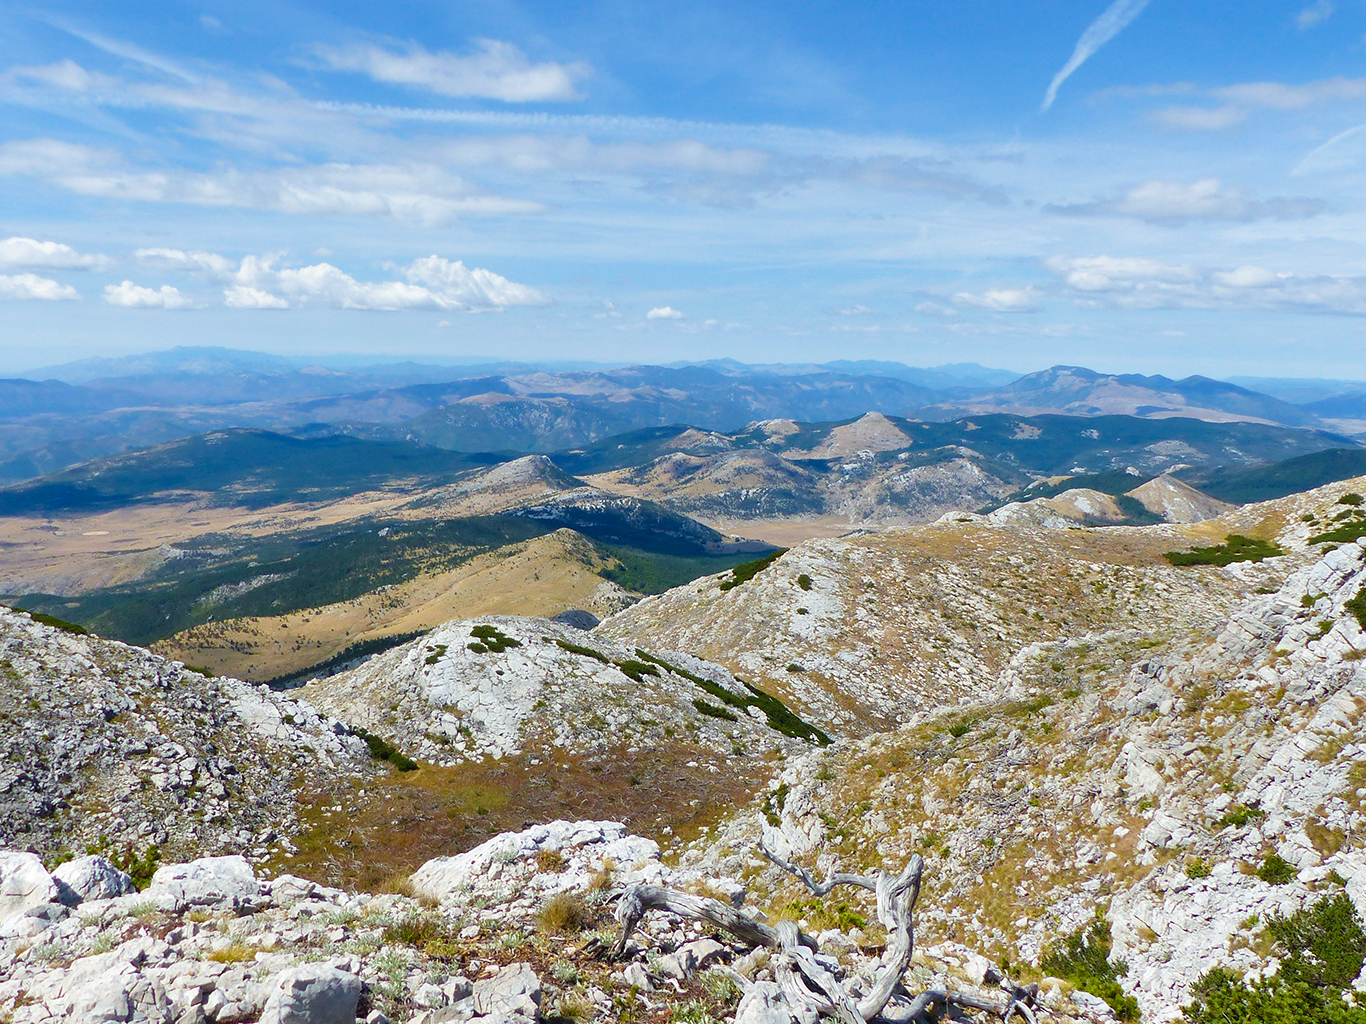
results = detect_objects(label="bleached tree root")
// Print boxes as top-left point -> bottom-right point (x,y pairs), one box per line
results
612,840 -> 1041,1024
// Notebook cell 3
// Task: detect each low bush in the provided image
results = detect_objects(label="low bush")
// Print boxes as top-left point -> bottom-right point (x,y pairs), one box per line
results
1184,894 -> 1366,1024
468,624 -> 521,654
11,607 -> 89,636
1165,535 -> 1284,567
1257,852 -> 1298,885
693,699 -> 737,722
1040,913 -> 1140,1021
350,726 -> 419,772
718,549 -> 787,592
796,574 -> 813,591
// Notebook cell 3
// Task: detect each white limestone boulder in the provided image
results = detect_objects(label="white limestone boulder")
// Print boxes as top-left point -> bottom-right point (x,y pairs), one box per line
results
146,855 -> 260,913
0,851 -> 59,925
53,856 -> 136,903
259,964 -> 361,1024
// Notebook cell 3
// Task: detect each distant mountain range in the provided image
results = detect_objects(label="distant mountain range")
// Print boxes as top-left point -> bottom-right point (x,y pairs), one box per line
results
1,348 -> 1364,486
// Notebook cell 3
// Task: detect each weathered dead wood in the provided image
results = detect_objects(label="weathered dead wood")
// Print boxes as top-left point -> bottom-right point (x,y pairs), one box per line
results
613,841 -> 1042,1024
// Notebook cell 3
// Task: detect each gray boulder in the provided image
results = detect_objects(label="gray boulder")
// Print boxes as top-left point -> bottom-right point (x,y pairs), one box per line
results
0,851 -> 59,924
735,980 -> 795,1024
68,966 -> 175,1023
472,962 -> 542,1019
551,610 -> 599,631
54,855 -> 136,903
147,855 -> 260,912
258,965 -> 361,1024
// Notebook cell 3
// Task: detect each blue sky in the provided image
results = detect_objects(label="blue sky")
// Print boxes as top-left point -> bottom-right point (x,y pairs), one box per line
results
1,0 -> 1365,376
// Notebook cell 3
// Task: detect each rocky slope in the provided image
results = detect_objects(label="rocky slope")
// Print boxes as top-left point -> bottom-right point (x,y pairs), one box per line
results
674,475 -> 1366,1022
0,605 -> 371,864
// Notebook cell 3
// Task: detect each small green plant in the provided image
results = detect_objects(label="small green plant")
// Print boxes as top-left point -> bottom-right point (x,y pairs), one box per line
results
718,549 -> 787,591
1216,804 -> 1266,830
556,638 -> 610,663
612,658 -> 660,682
1164,535 -> 1284,567
1039,912 -> 1139,1021
424,644 -> 448,665
947,720 -> 971,738
796,574 -> 813,591
1257,852 -> 1297,885
1185,857 -> 1212,879
762,782 -> 790,826
786,663 -> 805,673
1340,493 -> 1364,506
183,664 -> 217,678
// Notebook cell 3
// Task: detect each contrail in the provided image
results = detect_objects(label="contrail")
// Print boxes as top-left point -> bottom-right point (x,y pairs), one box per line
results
1041,0 -> 1152,111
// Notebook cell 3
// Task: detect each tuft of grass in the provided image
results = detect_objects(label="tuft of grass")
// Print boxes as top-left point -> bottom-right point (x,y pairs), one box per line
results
538,892 -> 593,935
718,549 -> 787,592
536,848 -> 567,874
1164,535 -> 1284,567
1185,857 -> 1212,879
208,944 -> 257,963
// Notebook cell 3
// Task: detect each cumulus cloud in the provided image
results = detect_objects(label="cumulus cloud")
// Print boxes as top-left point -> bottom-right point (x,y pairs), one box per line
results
144,249 -> 548,312
0,236 -> 111,270
315,40 -> 590,102
1049,178 -> 1324,224
646,306 -> 684,319
1042,0 -> 1152,111
0,273 -> 80,301
953,288 -> 1037,312
1046,254 -> 1366,312
103,281 -> 195,308
1297,0 -> 1334,29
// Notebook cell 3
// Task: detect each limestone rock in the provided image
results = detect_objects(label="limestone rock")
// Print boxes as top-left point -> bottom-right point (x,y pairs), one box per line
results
258,965 -> 360,1024
0,852 -> 58,925
147,856 -> 260,912
471,962 -> 541,1019
53,855 -> 136,903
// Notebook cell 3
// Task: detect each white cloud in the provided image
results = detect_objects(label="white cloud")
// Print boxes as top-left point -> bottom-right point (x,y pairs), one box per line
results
646,306 -> 684,319
1046,254 -> 1366,313
1050,178 -> 1323,223
102,281 -> 195,308
1297,0 -> 1334,29
1148,106 -> 1249,131
953,288 -> 1037,312
224,286 -> 288,309
315,40 -> 590,102
0,236 -> 111,271
830,304 -> 872,316
0,273 -> 80,301
1042,0 -> 1152,111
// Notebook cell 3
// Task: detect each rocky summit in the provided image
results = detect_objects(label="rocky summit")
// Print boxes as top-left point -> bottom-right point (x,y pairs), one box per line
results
6,474 -> 1366,1024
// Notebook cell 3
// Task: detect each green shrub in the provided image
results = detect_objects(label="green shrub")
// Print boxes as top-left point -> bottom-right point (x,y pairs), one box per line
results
85,838 -> 160,889
556,639 -> 609,663
1257,852 -> 1297,885
1186,857 -> 1212,879
424,644 -> 448,665
693,699 -> 737,722
351,726 -> 419,771
1165,535 -> 1284,567
1346,588 -> 1366,630
612,659 -> 660,683
1184,895 -> 1366,1024
11,607 -> 89,636
718,549 -> 787,592
1339,493 -> 1364,506
796,574 -> 813,591
1040,913 -> 1140,1021
1216,804 -> 1266,830
469,625 -> 521,653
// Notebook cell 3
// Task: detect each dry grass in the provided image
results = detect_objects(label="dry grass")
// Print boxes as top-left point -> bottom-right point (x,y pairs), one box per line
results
538,893 -> 593,935
207,944 -> 257,963
535,848 -> 567,874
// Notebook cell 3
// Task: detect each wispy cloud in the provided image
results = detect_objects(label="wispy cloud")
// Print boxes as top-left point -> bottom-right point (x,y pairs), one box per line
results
953,287 -> 1037,312
646,306 -> 684,319
315,40 -> 591,102
0,236 -> 112,270
1297,0 -> 1334,29
1048,179 -> 1324,224
1042,0 -> 1151,112
1046,254 -> 1366,313
1148,76 -> 1366,131
0,273 -> 80,301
